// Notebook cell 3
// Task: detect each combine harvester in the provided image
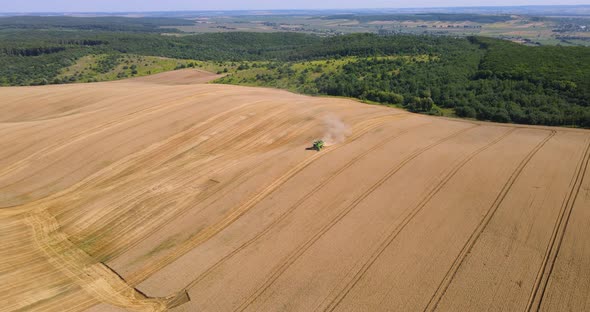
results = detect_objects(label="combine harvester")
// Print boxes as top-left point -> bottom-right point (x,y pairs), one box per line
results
312,140 -> 325,151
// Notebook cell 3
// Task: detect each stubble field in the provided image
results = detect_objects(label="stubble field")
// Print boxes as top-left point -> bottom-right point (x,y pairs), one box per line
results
1,69 -> 589,312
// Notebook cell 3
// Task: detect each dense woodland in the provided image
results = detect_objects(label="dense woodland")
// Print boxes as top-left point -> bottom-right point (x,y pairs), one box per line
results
0,17 -> 589,127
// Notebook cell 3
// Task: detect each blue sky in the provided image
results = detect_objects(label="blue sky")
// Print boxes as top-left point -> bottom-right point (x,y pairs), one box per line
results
2,0 -> 589,12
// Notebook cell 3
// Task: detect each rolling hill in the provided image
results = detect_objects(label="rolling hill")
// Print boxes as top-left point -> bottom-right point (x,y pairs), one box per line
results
1,69 -> 589,312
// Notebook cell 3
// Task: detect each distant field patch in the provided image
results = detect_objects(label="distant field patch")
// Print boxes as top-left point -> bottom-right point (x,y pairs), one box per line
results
57,54 -> 203,83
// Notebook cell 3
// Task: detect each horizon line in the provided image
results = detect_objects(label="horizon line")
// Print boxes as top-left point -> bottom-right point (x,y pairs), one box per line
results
1,4 -> 590,14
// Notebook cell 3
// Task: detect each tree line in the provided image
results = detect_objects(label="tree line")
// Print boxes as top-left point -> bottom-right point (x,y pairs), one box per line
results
0,28 -> 588,127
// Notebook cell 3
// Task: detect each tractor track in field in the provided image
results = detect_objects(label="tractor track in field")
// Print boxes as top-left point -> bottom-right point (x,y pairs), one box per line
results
0,100 -> 267,214
8,73 -> 588,311
424,129 -> 557,312
234,124 -> 479,312
124,113 -> 410,285
526,136 -> 590,312
0,90 -> 218,180
180,115 -> 424,292
0,97 -> 292,217
0,90 -> 154,148
1,100 -> 310,305
82,103 -> 325,261
322,126 -> 518,312
0,98 -> 272,203
25,209 -> 189,312
102,115 -> 414,257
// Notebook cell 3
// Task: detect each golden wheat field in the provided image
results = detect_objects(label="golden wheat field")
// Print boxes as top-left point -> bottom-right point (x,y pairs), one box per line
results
1,69 -> 589,312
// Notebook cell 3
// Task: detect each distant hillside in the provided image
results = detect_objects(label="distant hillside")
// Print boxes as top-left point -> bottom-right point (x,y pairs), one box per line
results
0,16 -> 194,32
0,28 -> 588,127
321,13 -> 514,23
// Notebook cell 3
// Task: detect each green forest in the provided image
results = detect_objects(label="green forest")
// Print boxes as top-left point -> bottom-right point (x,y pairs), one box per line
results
0,17 -> 589,127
